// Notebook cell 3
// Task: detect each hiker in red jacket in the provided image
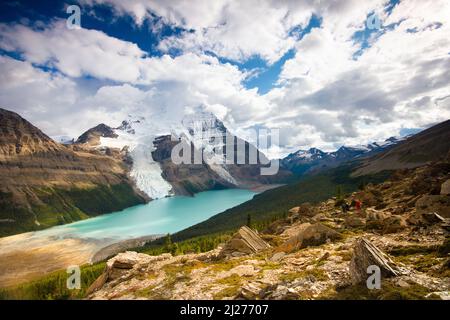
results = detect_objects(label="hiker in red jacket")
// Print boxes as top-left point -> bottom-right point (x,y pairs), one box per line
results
354,199 -> 362,214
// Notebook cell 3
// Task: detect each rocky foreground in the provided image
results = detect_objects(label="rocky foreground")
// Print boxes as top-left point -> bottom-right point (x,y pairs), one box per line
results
87,162 -> 450,300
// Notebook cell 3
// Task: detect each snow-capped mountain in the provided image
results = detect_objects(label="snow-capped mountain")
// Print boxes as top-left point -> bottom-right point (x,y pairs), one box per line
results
75,109 -> 290,199
51,135 -> 74,145
281,136 -> 407,175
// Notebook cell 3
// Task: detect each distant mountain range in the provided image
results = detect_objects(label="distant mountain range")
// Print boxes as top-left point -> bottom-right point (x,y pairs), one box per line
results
280,136 -> 406,176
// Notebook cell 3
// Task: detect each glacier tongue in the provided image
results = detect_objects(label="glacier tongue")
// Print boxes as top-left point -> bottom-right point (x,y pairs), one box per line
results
99,124 -> 173,199
129,143 -> 173,199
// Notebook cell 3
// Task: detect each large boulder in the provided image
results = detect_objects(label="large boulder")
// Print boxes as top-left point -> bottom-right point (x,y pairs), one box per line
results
219,226 -> 270,258
415,195 -> 450,218
349,238 -> 401,285
441,179 -> 450,195
381,215 -> 408,234
279,223 -> 342,252
365,209 -> 391,230
86,251 -> 170,295
289,203 -> 317,218
344,215 -> 366,228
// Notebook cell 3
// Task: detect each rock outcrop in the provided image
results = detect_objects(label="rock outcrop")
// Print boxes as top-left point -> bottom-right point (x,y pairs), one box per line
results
87,251 -> 171,295
440,179 -> 450,195
218,226 -> 270,258
415,195 -> 450,218
75,123 -> 118,146
280,223 -> 342,252
349,238 -> 401,285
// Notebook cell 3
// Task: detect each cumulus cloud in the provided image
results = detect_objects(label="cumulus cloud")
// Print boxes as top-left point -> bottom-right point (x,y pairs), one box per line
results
80,0 -> 314,63
0,20 -> 146,82
268,0 -> 450,151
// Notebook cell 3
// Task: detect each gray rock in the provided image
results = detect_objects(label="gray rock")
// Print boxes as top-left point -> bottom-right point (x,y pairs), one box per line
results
349,238 -> 401,285
280,223 -> 342,252
270,251 -> 286,262
344,215 -> 366,228
415,195 -> 450,218
382,215 -> 408,234
219,226 -> 271,258
441,179 -> 450,195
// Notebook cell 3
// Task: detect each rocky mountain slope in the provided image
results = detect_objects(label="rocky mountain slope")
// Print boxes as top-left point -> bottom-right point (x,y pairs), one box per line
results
86,160 -> 450,300
281,137 -> 405,176
0,108 -> 147,236
354,120 -> 450,176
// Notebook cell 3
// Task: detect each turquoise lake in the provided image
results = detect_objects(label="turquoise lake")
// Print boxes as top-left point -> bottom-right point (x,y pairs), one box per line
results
39,189 -> 256,241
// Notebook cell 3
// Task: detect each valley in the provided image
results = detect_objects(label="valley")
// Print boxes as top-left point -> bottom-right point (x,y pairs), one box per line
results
0,188 -> 256,287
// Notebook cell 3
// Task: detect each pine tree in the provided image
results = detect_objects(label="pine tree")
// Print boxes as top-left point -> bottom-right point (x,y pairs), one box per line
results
164,233 -> 172,252
246,213 -> 252,228
336,185 -> 343,200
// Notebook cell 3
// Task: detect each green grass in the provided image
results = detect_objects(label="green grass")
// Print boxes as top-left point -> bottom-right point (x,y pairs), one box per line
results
279,268 -> 329,283
326,282 -> 441,300
213,274 -> 243,300
140,232 -> 234,256
0,263 -> 105,300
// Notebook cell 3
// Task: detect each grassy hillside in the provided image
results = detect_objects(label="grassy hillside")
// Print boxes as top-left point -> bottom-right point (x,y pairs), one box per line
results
0,263 -> 105,300
171,162 -> 391,242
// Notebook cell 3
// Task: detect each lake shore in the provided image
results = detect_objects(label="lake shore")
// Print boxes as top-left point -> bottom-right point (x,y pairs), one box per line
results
0,188 -> 259,287
0,232 -> 163,287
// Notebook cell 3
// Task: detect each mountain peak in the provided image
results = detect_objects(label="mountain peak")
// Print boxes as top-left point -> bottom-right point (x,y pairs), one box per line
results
76,123 -> 118,145
0,107 -> 62,155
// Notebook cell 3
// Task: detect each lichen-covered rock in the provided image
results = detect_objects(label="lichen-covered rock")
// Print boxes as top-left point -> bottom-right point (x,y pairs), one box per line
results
415,195 -> 450,218
344,215 -> 366,228
218,226 -> 270,258
280,223 -> 341,252
441,179 -> 450,195
365,209 -> 391,230
382,215 -> 408,234
349,238 -> 400,285
87,251 -> 172,295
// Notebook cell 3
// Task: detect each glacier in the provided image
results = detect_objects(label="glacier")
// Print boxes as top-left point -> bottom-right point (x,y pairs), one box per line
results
98,109 -> 238,199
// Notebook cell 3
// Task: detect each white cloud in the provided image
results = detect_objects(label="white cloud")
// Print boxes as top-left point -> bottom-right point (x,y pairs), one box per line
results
0,20 -> 146,82
81,0 -> 314,63
0,0 -> 449,156
267,0 -> 450,151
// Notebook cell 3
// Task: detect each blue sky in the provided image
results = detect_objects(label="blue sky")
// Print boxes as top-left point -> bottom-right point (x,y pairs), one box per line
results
0,1 -> 372,94
0,0 -> 448,155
